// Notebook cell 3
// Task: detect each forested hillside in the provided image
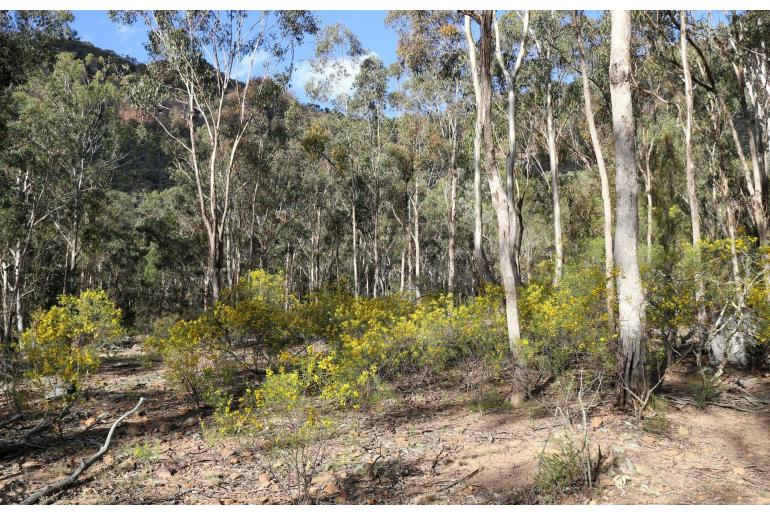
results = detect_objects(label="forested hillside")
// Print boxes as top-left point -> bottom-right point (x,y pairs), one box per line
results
2,9 -> 770,505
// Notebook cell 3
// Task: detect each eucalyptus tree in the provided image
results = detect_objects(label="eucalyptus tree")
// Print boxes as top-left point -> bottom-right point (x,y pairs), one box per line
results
304,22 -> 366,297
463,10 -> 526,392
573,10 -> 615,323
350,55 -> 390,297
22,53 -> 122,295
528,11 -> 573,286
493,10 -> 529,286
610,10 -> 646,409
111,10 -> 317,304
387,10 -> 471,294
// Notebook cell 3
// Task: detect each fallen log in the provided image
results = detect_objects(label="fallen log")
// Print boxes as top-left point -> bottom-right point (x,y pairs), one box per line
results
21,397 -> 144,505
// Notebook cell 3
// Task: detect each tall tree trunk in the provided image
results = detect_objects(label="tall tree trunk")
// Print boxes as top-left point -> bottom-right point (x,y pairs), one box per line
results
470,66 -> 494,287
610,10 -> 646,410
643,135 -> 655,265
448,167 -> 457,294
493,11 -> 528,287
681,11 -> 701,246
680,10 -> 709,368
352,200 -> 359,298
446,113 -> 459,294
576,13 -> 615,325
546,77 -> 564,286
413,179 -> 421,298
465,12 -> 526,391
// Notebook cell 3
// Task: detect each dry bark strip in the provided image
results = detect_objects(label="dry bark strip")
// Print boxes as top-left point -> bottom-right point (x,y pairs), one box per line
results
21,397 -> 144,505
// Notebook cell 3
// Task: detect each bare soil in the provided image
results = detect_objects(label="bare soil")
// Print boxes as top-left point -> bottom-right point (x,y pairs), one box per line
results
2,347 -> 770,505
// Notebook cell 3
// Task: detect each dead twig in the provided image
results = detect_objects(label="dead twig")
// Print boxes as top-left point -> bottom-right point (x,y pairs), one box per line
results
663,395 -> 760,413
21,397 -> 144,505
439,467 -> 483,492
431,445 -> 446,474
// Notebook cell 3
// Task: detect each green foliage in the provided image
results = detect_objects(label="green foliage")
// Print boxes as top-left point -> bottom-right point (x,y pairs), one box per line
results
144,314 -> 228,408
18,290 -> 122,396
535,438 -> 587,497
690,373 -> 721,409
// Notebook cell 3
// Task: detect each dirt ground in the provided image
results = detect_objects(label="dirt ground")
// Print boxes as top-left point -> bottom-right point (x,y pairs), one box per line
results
2,346 -> 770,505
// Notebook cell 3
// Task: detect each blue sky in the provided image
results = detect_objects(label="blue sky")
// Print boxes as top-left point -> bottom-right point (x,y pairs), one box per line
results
71,10 -> 399,104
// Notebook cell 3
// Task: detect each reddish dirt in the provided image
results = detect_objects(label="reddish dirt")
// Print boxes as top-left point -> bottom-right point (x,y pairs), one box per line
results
2,348 -> 770,505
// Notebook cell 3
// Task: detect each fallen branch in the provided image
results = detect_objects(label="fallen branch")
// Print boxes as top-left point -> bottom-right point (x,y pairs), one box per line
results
0,416 -> 53,457
21,397 -> 144,505
664,395 -> 759,413
439,467 -> 483,492
0,413 -> 21,429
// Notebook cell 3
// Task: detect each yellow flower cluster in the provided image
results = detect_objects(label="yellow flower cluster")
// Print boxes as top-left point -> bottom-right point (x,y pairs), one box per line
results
18,290 -> 123,394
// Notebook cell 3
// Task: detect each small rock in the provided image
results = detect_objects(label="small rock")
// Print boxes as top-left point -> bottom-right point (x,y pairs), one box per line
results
613,474 -> 631,488
619,458 -> 636,476
323,482 -> 340,495
156,464 -> 175,479
181,417 -> 198,428
642,435 -> 655,444
229,457 -> 238,465
83,417 -> 97,429
733,467 -> 747,476
508,391 -> 526,406
21,460 -> 41,471
591,416 -> 604,429
258,473 -> 271,486
312,471 -> 335,486
738,377 -> 759,389
103,454 -> 114,466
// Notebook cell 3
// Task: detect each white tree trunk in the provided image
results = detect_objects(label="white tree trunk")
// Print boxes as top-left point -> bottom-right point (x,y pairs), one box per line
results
577,16 -> 615,325
610,10 -> 646,409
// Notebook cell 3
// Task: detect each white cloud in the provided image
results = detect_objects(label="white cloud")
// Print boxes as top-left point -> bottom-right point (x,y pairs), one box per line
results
291,52 -> 377,102
233,49 -> 271,81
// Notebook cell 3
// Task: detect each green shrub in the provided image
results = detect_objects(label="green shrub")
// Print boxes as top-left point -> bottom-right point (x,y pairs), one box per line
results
209,368 -> 334,504
535,438 -> 587,497
690,373 -> 720,409
144,314 -> 231,407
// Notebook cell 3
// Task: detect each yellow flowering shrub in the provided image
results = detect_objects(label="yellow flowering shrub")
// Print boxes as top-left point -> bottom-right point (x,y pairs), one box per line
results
18,289 -> 123,396
519,267 -> 614,377
147,270 -> 302,406
298,288 -> 508,407
144,313 -> 230,407
209,368 -> 334,503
